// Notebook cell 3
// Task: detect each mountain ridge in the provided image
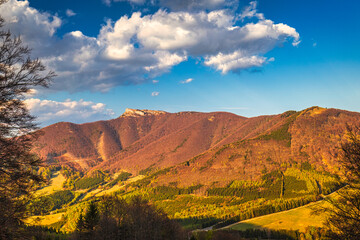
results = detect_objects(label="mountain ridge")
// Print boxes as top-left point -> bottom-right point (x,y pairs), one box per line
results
33,107 -> 360,184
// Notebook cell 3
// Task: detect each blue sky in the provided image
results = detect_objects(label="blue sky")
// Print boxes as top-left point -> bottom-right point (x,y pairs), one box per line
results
1,0 -> 359,126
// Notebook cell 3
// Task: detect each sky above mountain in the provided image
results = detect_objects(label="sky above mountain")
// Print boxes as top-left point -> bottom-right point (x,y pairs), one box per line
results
1,0 -> 359,126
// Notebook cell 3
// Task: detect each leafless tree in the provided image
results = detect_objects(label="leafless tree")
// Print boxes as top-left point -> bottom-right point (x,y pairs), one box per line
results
323,126 -> 360,239
0,7 -> 55,238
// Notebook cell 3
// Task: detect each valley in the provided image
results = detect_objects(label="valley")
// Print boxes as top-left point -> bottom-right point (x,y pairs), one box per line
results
24,106 -> 360,239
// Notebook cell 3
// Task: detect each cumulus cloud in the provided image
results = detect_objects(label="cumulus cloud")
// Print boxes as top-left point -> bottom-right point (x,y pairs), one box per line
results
66,9 -> 76,17
0,0 -> 300,92
180,78 -> 193,84
24,98 -> 115,126
151,91 -> 160,96
0,0 -> 61,55
205,51 -> 274,73
23,89 -> 39,98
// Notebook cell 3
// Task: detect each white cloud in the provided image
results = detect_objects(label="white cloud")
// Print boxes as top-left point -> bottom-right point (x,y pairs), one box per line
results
0,0 -> 61,55
205,51 -> 271,73
240,1 -> 264,21
0,0 -> 300,92
23,88 -> 39,98
66,9 -> 76,17
151,91 -> 160,96
152,80 -> 159,84
24,98 -> 115,126
180,78 -> 193,84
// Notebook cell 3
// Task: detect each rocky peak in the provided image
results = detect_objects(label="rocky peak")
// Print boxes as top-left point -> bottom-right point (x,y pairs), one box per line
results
122,108 -> 167,117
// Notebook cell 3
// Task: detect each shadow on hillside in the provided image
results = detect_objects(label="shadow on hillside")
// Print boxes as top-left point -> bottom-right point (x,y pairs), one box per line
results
191,227 -> 303,240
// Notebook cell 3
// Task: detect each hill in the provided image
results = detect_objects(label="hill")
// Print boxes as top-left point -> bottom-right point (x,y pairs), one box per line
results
33,106 -> 360,185
26,106 -> 360,234
227,197 -> 330,232
34,108 -> 247,173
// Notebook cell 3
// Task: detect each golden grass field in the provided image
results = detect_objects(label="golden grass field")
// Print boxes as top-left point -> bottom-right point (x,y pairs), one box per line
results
82,174 -> 145,200
25,212 -> 65,226
27,174 -> 146,228
227,198 -> 333,232
36,171 -> 66,196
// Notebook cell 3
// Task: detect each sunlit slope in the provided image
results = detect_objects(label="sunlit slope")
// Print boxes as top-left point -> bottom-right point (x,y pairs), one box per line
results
229,201 -> 326,232
227,191 -> 341,232
33,109 -> 248,172
33,107 -> 360,178
26,163 -> 342,233
36,171 -> 66,196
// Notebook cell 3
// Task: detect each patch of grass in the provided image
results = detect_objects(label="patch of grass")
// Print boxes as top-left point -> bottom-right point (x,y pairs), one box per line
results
36,171 -> 66,196
25,213 -> 65,226
229,199 -> 329,232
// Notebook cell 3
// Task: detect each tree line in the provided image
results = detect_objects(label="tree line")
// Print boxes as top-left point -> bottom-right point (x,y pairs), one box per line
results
74,196 -> 185,240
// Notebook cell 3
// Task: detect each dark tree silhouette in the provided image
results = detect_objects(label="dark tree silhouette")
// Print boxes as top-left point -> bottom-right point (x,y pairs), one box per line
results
324,126 -> 360,239
339,126 -> 360,182
75,202 -> 100,240
83,201 -> 100,231
75,196 -> 186,240
0,5 -> 54,238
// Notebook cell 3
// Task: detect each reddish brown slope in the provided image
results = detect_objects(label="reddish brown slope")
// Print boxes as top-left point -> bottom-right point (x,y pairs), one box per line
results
97,111 -> 249,173
34,109 -> 250,172
153,107 -> 360,187
34,107 -> 360,180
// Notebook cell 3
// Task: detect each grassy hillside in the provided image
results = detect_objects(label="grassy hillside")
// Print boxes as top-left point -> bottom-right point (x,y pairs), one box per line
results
26,107 -> 360,238
28,163 -> 343,233
228,199 -> 330,232
36,171 -> 66,196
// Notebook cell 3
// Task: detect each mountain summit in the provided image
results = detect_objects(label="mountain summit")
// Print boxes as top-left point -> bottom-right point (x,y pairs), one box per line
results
33,107 -> 360,184
122,108 -> 167,117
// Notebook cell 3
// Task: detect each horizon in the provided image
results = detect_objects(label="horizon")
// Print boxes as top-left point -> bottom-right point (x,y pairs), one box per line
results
43,106 -> 352,127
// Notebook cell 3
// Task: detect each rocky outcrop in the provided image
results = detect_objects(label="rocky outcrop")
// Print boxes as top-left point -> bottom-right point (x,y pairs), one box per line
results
122,108 -> 167,117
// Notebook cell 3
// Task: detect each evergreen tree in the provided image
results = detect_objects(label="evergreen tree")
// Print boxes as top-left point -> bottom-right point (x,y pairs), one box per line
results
83,201 -> 100,231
